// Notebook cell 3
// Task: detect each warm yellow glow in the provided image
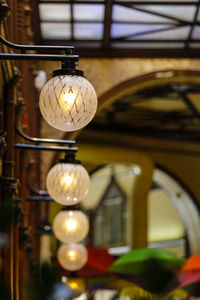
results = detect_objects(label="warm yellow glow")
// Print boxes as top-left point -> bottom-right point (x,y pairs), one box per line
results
70,282 -> 78,289
63,92 -> 76,109
65,218 -> 77,231
58,244 -> 88,271
68,250 -> 77,261
53,210 -> 89,243
46,163 -> 90,206
67,278 -> 86,298
39,75 -> 97,132
61,174 -> 74,186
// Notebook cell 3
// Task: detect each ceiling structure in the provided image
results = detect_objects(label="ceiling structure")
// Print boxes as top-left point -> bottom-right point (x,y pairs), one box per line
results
69,69 -> 199,150
90,81 -> 200,143
35,0 -> 200,57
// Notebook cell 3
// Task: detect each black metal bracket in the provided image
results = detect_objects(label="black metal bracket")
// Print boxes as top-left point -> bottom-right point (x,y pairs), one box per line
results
14,124 -> 78,152
26,195 -> 52,202
26,182 -> 52,202
35,221 -> 53,236
0,35 -> 77,63
0,34 -> 85,81
15,124 -> 75,146
0,35 -> 74,52
0,34 -> 85,76
26,182 -> 48,196
0,53 -> 79,62
14,143 -> 78,152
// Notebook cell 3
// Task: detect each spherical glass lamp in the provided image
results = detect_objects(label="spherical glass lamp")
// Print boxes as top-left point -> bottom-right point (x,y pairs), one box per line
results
39,60 -> 97,132
53,210 -> 89,243
65,278 -> 85,298
46,157 -> 90,205
57,244 -> 88,271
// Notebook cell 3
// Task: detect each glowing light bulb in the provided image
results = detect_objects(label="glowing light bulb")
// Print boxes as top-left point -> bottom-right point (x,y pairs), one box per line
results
61,174 -> 74,186
68,250 -> 77,261
63,92 -> 77,109
46,163 -> 90,205
70,282 -> 78,289
53,210 -> 89,243
39,75 -> 97,132
57,244 -> 88,271
65,218 -> 77,231
63,277 -> 85,298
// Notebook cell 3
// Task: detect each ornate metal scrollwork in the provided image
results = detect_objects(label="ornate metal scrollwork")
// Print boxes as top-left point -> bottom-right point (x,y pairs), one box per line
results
0,132 -> 7,157
0,1 -> 11,22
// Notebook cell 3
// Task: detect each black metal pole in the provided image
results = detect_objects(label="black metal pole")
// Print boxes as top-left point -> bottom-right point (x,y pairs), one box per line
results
14,143 -> 78,152
26,196 -> 52,202
15,124 -> 76,146
0,35 -> 74,52
0,53 -> 79,61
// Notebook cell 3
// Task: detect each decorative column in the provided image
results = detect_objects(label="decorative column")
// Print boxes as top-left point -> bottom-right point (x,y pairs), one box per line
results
2,67 -> 21,300
130,159 -> 153,248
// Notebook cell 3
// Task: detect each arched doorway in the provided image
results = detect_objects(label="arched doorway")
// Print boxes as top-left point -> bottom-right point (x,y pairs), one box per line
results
82,163 -> 200,256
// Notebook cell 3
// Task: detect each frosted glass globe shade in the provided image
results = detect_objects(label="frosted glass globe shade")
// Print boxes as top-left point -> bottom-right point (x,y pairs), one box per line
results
53,210 -> 89,243
46,163 -> 90,205
57,244 -> 88,271
66,278 -> 85,298
39,75 -> 97,131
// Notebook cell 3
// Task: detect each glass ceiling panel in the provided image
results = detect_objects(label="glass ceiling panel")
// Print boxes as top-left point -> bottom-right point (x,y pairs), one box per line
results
111,42 -> 184,49
135,5 -> 196,22
39,4 -> 71,21
41,23 -> 71,39
130,26 -> 190,40
192,26 -> 200,40
74,23 -> 104,39
74,4 -> 105,21
37,1 -> 200,56
111,24 -> 169,39
112,5 -> 174,23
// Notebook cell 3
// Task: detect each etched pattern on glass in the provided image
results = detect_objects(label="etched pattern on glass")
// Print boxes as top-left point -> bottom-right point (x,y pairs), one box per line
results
39,75 -> 97,131
53,210 -> 89,243
57,243 -> 88,271
46,163 -> 90,205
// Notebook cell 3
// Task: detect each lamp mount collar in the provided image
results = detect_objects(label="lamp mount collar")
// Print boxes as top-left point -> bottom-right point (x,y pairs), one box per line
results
61,204 -> 80,211
52,58 -> 84,77
59,150 -> 81,164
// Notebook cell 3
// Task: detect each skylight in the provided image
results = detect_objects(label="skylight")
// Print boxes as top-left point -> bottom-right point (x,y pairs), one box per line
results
36,0 -> 200,57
